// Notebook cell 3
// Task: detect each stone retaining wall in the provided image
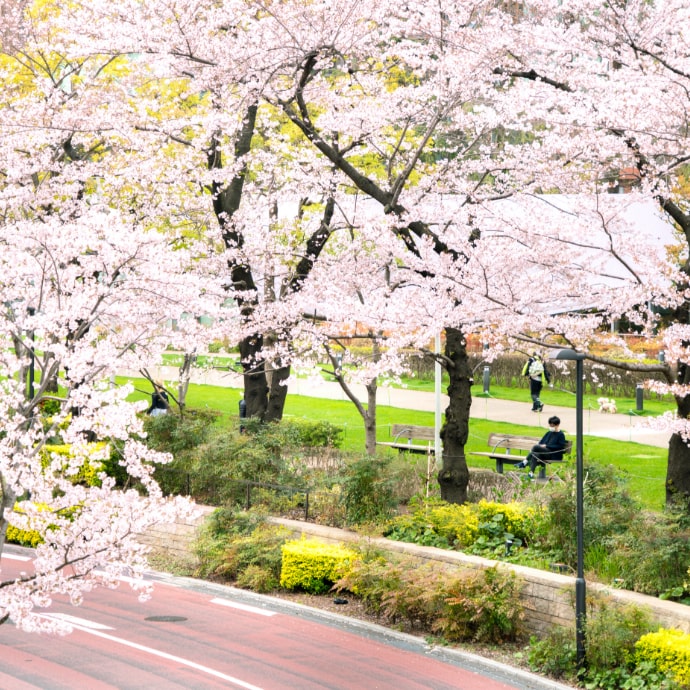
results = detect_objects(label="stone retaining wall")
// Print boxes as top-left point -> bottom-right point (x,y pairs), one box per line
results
138,505 -> 215,565
140,509 -> 690,637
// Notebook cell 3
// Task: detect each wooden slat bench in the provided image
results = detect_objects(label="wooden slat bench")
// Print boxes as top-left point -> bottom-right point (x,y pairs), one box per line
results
469,432 -> 573,479
376,424 -> 437,456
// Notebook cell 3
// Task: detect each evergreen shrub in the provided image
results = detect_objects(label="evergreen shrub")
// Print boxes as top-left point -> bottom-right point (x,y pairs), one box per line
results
41,443 -> 107,487
336,555 -> 524,643
5,521 -> 43,548
280,538 -> 356,594
383,498 -> 538,551
636,629 -> 690,687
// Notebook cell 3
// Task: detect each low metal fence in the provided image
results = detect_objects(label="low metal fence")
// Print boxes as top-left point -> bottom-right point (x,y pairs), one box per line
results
153,467 -> 311,520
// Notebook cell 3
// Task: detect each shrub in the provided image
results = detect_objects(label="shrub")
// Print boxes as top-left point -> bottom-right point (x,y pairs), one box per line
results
543,464 -> 638,568
336,555 -> 524,643
528,626 -> 577,681
425,502 -> 479,548
383,512 -> 453,549
383,498 -> 540,554
144,408 -> 219,457
309,485 -> 347,528
290,419 -> 344,448
436,566 -> 524,643
280,538 -> 357,594
475,500 -> 538,543
126,408 -> 219,494
636,629 -> 690,688
528,596 -> 661,688
584,597 -> 656,674
5,500 -> 80,548
5,521 -> 43,548
236,565 -> 280,593
335,556 -> 404,615
211,524 -> 288,585
609,509 -> 690,597
340,457 -> 397,526
41,443 -> 108,487
195,508 -> 288,583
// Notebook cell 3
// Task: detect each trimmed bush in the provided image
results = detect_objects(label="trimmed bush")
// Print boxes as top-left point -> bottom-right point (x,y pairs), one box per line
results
5,501 -> 77,548
636,629 -> 690,687
41,442 -> 108,487
280,538 -> 356,594
5,520 -> 43,548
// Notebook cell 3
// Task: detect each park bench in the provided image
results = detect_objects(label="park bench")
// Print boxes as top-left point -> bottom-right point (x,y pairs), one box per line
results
376,424 -> 437,456
469,432 -> 573,479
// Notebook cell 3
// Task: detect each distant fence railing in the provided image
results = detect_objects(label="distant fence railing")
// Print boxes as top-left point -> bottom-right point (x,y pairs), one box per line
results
153,467 -> 311,520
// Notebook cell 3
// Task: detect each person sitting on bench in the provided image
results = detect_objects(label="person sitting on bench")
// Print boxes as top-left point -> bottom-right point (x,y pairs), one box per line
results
515,416 -> 566,477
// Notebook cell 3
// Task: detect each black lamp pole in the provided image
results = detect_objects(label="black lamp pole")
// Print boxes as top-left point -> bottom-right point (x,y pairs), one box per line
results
27,306 -> 36,400
552,348 -> 586,668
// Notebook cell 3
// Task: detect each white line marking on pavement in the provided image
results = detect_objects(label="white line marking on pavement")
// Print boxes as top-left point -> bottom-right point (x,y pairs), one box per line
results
93,569 -> 146,586
46,619 -> 266,690
2,553 -> 32,562
210,598 -> 277,617
40,613 -> 113,630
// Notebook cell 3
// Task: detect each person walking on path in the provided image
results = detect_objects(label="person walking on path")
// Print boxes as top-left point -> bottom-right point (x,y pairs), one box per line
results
522,352 -> 551,411
516,416 -> 567,478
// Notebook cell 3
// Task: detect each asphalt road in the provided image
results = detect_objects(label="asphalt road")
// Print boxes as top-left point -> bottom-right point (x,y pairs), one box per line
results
0,547 -> 572,690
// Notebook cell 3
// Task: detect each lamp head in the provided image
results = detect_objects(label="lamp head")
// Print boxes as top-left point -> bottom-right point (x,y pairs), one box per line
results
550,348 -> 585,361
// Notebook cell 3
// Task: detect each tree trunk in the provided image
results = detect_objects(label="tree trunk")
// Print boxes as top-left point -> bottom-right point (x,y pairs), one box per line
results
239,335 -> 269,419
364,378 -> 377,456
177,352 -> 196,414
667,392 -> 690,506
265,363 -> 290,423
438,325 -> 471,504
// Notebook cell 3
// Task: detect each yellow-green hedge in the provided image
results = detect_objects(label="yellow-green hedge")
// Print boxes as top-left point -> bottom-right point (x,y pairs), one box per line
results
280,538 -> 357,594
636,628 -> 690,686
41,443 -> 106,487
5,520 -> 43,548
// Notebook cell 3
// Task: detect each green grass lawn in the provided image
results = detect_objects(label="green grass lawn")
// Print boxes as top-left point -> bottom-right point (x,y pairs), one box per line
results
159,351 -> 675,417
124,375 -> 668,512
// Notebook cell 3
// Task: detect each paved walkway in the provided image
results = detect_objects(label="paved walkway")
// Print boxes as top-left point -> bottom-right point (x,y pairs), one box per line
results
132,364 -> 671,449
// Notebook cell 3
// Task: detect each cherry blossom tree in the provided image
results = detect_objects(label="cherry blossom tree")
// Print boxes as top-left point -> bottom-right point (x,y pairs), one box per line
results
0,212 -> 221,632
0,7 -> 224,631
19,0 -> 684,511
47,0 -> 356,423
71,0 -> 664,501
252,0 -> 684,504
245,0 -> 553,503
484,0 -> 690,506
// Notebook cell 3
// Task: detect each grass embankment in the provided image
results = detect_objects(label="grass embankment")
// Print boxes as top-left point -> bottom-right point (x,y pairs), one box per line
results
123,375 -> 668,511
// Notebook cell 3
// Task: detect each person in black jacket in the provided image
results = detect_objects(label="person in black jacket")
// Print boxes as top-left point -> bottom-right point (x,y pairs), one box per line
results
516,416 -> 566,478
147,382 -> 169,416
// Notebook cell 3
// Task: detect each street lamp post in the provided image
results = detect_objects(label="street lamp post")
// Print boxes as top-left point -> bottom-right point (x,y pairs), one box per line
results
27,305 -> 36,400
551,348 -> 586,669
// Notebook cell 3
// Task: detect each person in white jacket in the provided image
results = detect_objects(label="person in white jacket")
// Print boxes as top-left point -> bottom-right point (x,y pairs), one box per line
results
522,353 -> 551,412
